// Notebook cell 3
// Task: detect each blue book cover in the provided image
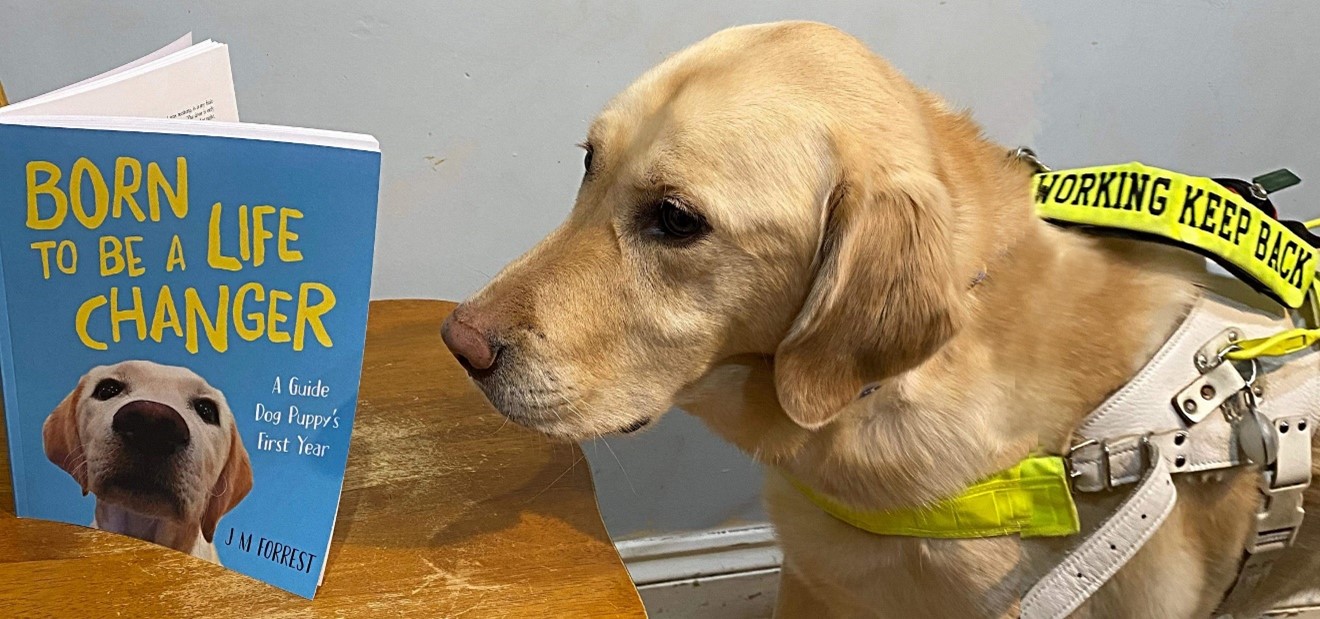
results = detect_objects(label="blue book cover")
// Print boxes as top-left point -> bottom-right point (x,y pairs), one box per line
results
0,117 -> 381,598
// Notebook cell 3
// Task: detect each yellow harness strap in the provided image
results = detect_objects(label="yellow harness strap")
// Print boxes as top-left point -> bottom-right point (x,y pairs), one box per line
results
1034,162 -> 1317,309
791,456 -> 1080,539
1226,322 -> 1320,360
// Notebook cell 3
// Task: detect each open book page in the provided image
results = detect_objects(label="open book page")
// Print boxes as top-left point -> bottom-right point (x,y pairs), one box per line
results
0,40 -> 237,121
37,33 -> 195,99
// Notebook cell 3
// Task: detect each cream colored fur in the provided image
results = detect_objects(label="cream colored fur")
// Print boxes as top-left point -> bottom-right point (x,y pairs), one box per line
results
452,21 -> 1320,617
43,360 -> 252,564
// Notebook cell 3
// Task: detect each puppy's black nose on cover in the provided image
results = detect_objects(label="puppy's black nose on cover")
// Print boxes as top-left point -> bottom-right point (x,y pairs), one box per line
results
442,306 -> 502,375
113,400 -> 191,456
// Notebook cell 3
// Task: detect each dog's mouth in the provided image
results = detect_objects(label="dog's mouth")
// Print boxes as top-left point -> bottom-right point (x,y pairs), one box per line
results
620,418 -> 652,434
493,404 -> 654,440
465,361 -> 657,439
95,468 -> 185,518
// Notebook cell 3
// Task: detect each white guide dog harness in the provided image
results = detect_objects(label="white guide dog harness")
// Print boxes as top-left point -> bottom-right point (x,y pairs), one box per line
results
1024,291 -> 1318,618
792,156 -> 1320,617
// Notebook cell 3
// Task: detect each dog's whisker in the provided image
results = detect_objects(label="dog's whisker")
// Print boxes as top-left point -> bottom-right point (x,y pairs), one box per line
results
525,451 -> 586,504
540,381 -> 640,497
598,436 -> 638,497
63,453 -> 86,471
210,476 -> 228,498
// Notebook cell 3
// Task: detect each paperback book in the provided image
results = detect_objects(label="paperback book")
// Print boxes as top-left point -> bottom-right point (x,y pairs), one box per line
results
0,35 -> 380,598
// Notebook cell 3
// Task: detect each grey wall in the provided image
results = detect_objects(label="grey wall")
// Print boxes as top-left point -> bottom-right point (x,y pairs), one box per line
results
3,0 -> 1318,540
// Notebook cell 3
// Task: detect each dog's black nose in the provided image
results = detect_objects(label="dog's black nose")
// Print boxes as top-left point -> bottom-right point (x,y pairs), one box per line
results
112,400 -> 190,456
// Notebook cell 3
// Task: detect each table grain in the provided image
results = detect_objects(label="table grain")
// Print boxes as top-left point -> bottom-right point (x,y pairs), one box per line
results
0,299 -> 645,618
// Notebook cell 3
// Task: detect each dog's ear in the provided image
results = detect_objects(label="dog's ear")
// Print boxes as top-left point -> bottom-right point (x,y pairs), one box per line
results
201,424 -> 253,543
43,377 -> 89,494
774,162 -> 963,429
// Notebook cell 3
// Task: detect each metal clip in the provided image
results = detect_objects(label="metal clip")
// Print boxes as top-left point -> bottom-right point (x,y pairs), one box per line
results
1235,390 -> 1311,553
1249,473 -> 1307,553
1011,147 -> 1051,173
1195,328 -> 1243,372
1174,359 -> 1250,424
1249,182 -> 1270,202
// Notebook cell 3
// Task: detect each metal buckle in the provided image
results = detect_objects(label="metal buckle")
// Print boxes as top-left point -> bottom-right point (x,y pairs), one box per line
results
1066,438 -> 1101,484
1066,434 -> 1154,492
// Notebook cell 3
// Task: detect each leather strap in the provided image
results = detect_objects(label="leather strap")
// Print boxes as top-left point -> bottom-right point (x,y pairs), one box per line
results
1068,415 -> 1242,493
1077,294 -> 1287,440
1021,449 -> 1178,619
1030,292 -> 1319,617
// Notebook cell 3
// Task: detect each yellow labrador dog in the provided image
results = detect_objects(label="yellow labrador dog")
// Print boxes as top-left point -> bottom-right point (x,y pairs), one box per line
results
442,22 -> 1320,617
43,360 -> 252,564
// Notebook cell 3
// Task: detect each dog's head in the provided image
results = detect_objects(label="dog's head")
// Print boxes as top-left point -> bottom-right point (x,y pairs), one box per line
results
444,22 -> 974,439
43,360 -> 252,541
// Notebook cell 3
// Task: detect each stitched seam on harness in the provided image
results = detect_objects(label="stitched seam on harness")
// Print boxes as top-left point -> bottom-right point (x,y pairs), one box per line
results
1078,296 -> 1206,436
1023,465 -> 1177,616
1050,475 -> 1178,615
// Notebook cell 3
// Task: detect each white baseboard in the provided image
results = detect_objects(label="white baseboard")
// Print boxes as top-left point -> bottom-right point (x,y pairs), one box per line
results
636,568 -> 781,619
617,524 -> 781,585
614,524 -> 1320,619
617,525 -> 782,618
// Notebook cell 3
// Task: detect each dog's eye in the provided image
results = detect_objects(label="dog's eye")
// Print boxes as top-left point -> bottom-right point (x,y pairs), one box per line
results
656,198 -> 708,240
91,379 -> 125,401
192,398 -> 220,425
582,144 -> 594,174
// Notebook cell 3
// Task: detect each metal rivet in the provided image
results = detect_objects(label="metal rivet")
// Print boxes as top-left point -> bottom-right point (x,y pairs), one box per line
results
1174,432 -> 1187,446
1175,455 -> 1187,467
1228,331 -> 1240,342
1183,399 -> 1198,413
1200,385 -> 1216,400
1195,353 -> 1209,367
1279,421 -> 1290,433
1253,385 -> 1264,397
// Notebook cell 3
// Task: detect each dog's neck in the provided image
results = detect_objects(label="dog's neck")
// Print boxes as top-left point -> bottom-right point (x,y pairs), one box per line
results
94,501 -> 209,556
682,126 -> 1200,510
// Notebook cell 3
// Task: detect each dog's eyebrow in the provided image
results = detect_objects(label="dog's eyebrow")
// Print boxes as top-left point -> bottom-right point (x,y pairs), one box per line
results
585,121 -> 608,152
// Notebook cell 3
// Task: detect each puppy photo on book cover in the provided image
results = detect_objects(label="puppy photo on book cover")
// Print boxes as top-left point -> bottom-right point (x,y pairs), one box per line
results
43,360 -> 252,565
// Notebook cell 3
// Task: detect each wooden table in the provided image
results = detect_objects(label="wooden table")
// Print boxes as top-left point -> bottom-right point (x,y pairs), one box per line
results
0,300 -> 646,618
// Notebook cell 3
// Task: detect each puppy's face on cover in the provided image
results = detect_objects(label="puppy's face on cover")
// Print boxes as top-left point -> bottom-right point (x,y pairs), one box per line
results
445,22 -> 962,438
43,360 -> 253,541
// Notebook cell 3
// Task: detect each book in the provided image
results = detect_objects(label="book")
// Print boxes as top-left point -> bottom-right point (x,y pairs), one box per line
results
0,36 -> 381,599
0,34 -> 238,122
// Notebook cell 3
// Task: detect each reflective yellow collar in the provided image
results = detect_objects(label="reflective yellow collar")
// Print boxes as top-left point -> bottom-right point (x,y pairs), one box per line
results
790,456 -> 1080,539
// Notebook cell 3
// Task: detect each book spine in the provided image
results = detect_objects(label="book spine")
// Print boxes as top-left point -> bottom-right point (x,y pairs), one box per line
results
0,227 -> 27,516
